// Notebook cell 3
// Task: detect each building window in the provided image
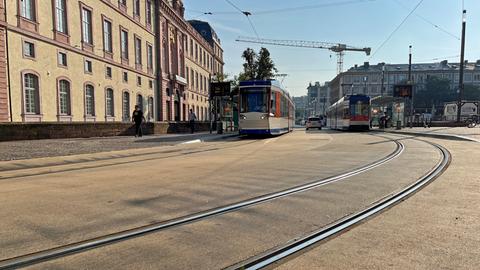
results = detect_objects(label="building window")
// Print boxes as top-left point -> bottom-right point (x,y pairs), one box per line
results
85,84 -> 95,116
58,79 -> 71,115
133,0 -> 140,17
137,76 -> 142,86
23,41 -> 35,58
23,73 -> 39,114
147,44 -> 153,72
123,91 -> 130,121
146,0 -> 152,26
103,19 -> 113,53
149,80 -> 153,89
136,94 -> 143,110
190,39 -> 193,57
55,0 -> 67,33
195,43 -> 198,60
121,29 -> 129,60
106,66 -> 112,78
106,88 -> 114,116
148,97 -> 153,120
81,7 -> 93,45
191,70 -> 194,87
20,0 -> 36,21
58,52 -> 67,66
84,59 -> 93,73
135,37 -> 142,66
123,71 -> 128,82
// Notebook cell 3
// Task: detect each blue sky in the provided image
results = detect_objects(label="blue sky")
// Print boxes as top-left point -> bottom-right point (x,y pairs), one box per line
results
183,0 -> 479,97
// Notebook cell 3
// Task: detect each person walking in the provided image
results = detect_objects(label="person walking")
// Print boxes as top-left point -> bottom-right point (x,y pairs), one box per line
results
188,108 -> 197,134
132,105 -> 145,137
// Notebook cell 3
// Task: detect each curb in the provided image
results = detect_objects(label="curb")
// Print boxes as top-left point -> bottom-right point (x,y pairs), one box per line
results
372,130 -> 479,143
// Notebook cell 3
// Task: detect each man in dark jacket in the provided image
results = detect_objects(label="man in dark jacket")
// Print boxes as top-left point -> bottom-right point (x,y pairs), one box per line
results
132,105 -> 145,137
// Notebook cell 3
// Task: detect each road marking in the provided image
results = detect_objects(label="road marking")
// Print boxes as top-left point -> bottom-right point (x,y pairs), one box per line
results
181,139 -> 202,145
264,137 -> 279,145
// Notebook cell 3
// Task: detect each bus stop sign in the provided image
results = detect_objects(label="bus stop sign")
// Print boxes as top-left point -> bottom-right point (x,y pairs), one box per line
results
393,84 -> 413,98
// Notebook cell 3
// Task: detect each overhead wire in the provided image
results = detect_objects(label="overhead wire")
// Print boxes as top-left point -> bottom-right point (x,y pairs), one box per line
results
392,0 -> 460,40
253,0 -> 377,15
223,0 -> 260,39
369,0 -> 425,60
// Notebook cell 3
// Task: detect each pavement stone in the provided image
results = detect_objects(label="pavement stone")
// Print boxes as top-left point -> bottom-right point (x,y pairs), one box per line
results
382,127 -> 480,142
0,132 -> 236,161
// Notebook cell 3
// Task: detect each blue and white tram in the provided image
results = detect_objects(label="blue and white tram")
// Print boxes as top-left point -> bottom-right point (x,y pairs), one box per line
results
238,80 -> 295,135
327,95 -> 371,130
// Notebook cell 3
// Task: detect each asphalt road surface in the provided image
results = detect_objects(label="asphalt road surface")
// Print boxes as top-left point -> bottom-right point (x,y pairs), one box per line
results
1,130 -> 473,269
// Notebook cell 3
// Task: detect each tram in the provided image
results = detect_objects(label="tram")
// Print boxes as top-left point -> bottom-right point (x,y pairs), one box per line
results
327,94 -> 370,130
238,80 -> 295,135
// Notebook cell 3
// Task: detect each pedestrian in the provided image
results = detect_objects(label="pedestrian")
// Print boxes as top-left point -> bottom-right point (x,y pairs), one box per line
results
379,112 -> 386,129
132,105 -> 145,137
188,108 -> 197,134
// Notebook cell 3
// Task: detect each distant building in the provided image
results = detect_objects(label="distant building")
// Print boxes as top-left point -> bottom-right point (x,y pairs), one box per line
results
306,82 -> 331,116
329,60 -> 480,104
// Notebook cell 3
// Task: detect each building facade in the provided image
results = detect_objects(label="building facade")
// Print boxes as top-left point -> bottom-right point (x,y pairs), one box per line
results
306,81 -> 330,117
329,60 -> 480,104
0,0 -> 223,123
1,0 -> 157,123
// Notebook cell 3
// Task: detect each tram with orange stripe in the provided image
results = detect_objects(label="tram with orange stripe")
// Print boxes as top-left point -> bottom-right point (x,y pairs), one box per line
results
327,94 -> 370,130
238,80 -> 294,135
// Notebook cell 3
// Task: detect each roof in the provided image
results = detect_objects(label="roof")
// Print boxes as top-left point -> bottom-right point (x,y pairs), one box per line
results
345,60 -> 480,73
188,20 -> 220,46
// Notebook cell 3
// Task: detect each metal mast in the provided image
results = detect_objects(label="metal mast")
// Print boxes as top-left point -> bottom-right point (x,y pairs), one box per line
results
236,36 -> 371,74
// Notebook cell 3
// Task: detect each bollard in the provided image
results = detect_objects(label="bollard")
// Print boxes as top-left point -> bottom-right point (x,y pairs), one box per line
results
396,120 -> 402,130
217,121 -> 223,134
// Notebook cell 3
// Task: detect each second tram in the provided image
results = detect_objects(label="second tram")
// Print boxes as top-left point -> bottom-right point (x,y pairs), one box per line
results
239,80 -> 295,135
327,95 -> 370,130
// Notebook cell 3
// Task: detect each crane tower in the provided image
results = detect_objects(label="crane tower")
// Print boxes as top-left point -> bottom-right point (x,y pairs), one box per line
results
236,36 -> 371,74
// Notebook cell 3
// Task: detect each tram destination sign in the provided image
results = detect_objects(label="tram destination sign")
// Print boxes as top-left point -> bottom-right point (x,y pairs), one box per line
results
393,84 -> 413,98
210,82 -> 231,98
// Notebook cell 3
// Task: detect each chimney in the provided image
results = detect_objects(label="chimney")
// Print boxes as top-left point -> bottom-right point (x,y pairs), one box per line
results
354,64 -> 358,69
364,62 -> 370,69
441,60 -> 448,66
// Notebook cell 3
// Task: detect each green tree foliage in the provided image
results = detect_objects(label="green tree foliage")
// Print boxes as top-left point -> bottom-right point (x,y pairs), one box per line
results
414,77 -> 455,108
238,47 -> 277,81
463,84 -> 480,100
256,48 -> 278,80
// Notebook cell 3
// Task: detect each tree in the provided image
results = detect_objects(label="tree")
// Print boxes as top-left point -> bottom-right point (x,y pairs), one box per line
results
256,47 -> 277,80
241,48 -> 257,80
463,84 -> 480,100
238,47 -> 277,81
414,77 -> 455,109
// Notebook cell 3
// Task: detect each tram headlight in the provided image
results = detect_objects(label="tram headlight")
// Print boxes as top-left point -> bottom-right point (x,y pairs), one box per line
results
240,114 -> 247,120
261,114 -> 268,120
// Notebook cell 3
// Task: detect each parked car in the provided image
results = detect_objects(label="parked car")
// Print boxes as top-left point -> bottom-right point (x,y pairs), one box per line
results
306,117 -> 322,130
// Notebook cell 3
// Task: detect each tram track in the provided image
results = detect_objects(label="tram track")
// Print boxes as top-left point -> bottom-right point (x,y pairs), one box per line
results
227,140 -> 451,270
0,138 -> 403,269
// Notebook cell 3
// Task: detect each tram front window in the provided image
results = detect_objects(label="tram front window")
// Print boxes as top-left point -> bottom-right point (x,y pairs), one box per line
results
240,88 -> 267,113
351,101 -> 369,116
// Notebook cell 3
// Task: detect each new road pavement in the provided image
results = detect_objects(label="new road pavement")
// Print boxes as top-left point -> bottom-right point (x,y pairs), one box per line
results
0,129 -> 477,269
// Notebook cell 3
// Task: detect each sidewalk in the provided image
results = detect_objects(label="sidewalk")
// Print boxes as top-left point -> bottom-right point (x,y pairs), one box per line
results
0,132 -> 237,161
378,127 -> 480,142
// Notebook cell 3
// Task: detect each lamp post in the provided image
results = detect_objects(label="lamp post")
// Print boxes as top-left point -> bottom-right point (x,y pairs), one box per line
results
408,45 -> 414,128
457,10 -> 467,123
381,65 -> 385,96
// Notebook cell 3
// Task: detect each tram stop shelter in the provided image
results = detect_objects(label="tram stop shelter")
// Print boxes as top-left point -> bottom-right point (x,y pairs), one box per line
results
371,96 -> 406,128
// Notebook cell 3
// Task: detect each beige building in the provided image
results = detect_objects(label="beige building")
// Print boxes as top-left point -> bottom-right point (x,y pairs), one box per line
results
0,0 -> 224,123
0,0 -> 156,122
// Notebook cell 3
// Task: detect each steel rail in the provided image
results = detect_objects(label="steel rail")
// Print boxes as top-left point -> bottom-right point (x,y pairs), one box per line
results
0,140 -> 404,269
228,141 -> 450,270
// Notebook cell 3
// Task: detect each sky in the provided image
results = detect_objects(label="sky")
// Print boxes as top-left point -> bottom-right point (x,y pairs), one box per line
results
183,0 -> 480,97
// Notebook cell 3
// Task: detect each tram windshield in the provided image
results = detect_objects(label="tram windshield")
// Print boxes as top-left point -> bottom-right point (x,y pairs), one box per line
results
351,100 -> 369,116
240,88 -> 268,113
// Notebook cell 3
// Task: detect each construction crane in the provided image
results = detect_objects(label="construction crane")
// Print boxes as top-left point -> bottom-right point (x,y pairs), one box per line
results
236,36 -> 371,74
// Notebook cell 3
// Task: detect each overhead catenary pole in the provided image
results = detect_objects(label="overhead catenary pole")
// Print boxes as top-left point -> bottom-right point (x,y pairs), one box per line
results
409,45 -> 413,128
457,10 -> 467,123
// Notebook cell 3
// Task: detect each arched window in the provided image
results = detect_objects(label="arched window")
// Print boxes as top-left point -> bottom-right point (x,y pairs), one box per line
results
148,97 -> 154,120
105,88 -> 114,117
136,94 -> 143,110
58,79 -> 71,115
122,91 -> 130,121
23,73 -> 39,114
84,84 -> 95,116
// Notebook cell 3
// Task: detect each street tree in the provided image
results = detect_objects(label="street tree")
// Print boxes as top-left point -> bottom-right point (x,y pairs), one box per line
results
241,48 -> 257,80
463,84 -> 480,100
414,77 -> 455,109
256,47 -> 278,80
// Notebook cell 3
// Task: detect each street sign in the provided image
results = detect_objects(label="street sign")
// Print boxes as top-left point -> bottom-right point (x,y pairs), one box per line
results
210,82 -> 231,98
393,84 -> 413,98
